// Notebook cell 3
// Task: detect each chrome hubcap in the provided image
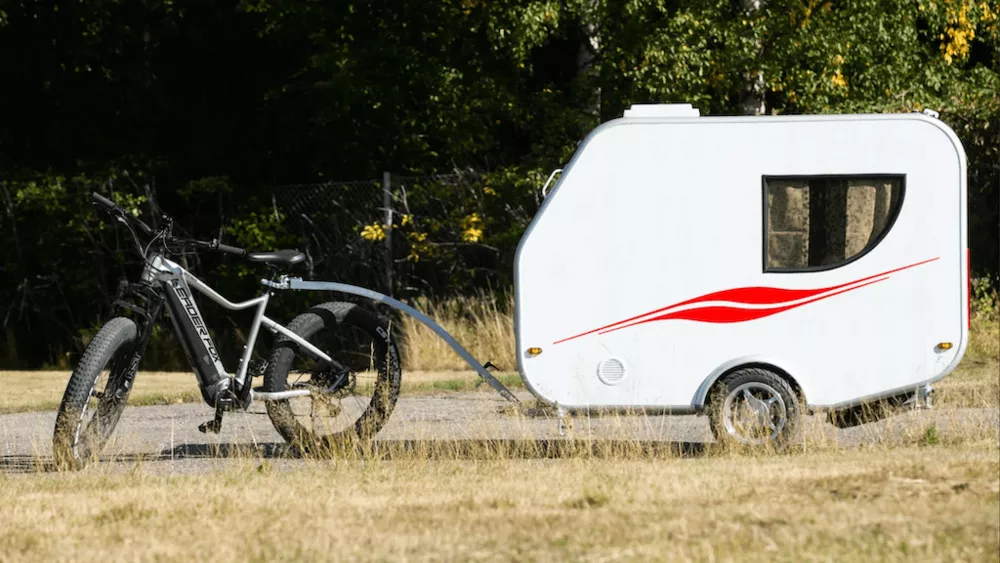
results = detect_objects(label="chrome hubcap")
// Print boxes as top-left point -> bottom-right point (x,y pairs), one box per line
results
722,382 -> 787,445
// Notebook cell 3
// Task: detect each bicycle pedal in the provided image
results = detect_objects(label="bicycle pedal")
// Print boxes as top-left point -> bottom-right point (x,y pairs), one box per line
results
248,358 -> 268,378
198,419 -> 223,434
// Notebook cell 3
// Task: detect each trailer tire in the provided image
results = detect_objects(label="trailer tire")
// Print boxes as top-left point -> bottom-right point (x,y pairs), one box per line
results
706,367 -> 801,451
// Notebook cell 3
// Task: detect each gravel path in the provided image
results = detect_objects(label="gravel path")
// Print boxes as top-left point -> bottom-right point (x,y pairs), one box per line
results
2,388 -> 996,475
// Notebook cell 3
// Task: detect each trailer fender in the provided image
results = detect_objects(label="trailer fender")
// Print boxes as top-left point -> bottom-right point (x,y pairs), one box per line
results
693,356 -> 806,411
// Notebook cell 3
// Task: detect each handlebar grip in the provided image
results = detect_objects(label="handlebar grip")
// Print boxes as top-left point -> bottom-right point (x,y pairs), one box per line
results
185,239 -> 212,249
91,192 -> 117,211
91,192 -> 153,235
216,242 -> 246,256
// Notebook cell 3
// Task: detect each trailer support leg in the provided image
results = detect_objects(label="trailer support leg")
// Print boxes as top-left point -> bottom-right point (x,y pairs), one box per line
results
918,383 -> 934,409
270,277 -> 520,403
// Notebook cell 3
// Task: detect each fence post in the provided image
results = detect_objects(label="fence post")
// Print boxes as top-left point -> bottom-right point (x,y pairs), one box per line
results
382,171 -> 393,297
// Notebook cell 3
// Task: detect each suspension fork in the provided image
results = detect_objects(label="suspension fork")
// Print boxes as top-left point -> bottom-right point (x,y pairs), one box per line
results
107,280 -> 166,402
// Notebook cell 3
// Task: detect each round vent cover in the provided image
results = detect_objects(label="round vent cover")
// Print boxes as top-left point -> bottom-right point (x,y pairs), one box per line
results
597,358 -> 626,385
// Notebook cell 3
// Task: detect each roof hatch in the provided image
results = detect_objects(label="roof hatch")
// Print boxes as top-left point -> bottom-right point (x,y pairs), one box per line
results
622,103 -> 700,118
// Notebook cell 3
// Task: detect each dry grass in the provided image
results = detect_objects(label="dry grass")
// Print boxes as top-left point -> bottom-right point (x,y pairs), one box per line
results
935,359 -> 1000,408
0,370 -> 524,414
0,293 -> 995,561
934,285 -> 1000,408
0,371 -> 202,415
0,287 -> 995,561
0,441 -> 997,561
968,281 -> 1000,361
397,290 -> 516,371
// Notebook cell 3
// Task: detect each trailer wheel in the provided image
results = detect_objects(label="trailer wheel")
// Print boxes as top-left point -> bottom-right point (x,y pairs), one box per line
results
707,367 -> 801,450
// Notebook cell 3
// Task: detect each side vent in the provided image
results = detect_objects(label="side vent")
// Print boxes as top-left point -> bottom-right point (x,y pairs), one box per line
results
597,358 -> 627,385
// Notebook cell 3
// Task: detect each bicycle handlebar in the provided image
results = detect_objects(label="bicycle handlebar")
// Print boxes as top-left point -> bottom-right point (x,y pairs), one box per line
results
215,242 -> 246,257
91,192 -> 116,212
90,191 -> 153,236
169,237 -> 246,257
92,191 -> 248,257
131,215 -> 154,236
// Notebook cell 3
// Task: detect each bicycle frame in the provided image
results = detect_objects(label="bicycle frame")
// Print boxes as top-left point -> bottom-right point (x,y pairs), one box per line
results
141,254 -> 332,407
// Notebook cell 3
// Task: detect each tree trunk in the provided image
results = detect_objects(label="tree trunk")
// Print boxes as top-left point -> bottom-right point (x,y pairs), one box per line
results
740,0 -> 766,115
576,18 -> 601,119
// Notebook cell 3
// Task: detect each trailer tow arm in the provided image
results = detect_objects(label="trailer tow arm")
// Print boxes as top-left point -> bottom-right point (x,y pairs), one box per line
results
263,277 -> 520,403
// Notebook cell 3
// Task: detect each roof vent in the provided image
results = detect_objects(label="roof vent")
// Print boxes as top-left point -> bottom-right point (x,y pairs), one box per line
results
623,103 -> 700,118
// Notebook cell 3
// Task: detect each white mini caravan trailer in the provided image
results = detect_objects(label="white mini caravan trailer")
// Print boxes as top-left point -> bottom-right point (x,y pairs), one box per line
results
241,102 -> 967,451
514,103 -> 969,447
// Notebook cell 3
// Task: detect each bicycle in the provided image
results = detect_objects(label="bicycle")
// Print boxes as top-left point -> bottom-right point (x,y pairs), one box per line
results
52,192 -> 402,469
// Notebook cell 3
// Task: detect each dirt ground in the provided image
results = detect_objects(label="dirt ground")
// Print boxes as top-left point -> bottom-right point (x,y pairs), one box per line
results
2,387 -> 996,475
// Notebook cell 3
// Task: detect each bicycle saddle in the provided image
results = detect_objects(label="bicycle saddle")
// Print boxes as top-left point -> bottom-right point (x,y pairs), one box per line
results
246,249 -> 305,267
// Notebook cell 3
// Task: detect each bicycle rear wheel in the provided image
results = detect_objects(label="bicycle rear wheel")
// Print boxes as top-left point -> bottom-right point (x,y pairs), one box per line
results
263,301 -> 402,452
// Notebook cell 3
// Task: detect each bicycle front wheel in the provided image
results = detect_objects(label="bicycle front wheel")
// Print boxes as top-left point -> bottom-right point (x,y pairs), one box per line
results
263,302 -> 402,452
53,317 -> 138,470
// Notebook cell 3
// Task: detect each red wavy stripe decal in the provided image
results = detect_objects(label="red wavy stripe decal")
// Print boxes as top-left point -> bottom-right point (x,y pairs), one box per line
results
674,286 -> 839,307
598,277 -> 889,333
552,257 -> 938,345
673,257 -> 938,310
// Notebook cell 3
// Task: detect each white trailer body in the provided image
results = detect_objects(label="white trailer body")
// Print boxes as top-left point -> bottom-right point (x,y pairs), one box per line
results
515,105 -> 968,415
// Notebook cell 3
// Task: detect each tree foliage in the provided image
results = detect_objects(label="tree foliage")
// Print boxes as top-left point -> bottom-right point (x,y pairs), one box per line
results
0,0 -> 996,368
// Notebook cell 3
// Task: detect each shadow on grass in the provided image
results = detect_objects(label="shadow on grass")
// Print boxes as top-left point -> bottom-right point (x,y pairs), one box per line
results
0,455 -> 48,474
159,438 -> 710,461
1,438 -> 709,474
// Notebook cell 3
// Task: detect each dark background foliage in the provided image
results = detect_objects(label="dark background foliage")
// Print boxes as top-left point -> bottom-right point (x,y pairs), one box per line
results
1,0 -> 996,369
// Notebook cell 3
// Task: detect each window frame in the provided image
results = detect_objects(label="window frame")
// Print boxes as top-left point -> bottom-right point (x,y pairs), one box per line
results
761,173 -> 906,274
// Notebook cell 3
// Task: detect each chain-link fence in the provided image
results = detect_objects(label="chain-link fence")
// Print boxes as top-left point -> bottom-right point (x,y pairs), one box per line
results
271,177 -> 389,293
272,170 -> 506,299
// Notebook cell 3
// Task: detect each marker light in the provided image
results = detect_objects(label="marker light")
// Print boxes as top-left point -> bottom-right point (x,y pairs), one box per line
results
526,347 -> 543,357
936,342 -> 953,350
